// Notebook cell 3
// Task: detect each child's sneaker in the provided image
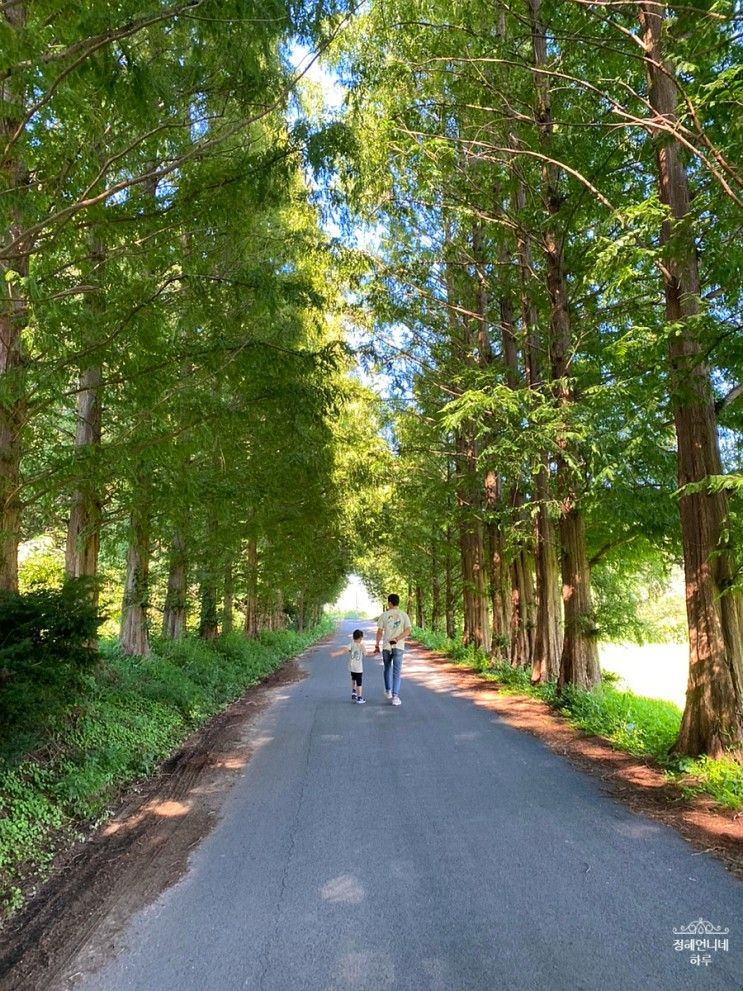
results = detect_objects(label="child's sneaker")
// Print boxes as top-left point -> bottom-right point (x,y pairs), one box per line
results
391,696 -> 401,706
351,692 -> 357,701
356,697 -> 366,704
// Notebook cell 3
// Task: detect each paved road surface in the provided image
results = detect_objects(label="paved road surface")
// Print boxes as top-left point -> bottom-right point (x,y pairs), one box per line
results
64,623 -> 742,991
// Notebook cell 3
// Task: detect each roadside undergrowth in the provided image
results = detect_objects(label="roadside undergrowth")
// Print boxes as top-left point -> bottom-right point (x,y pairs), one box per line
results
0,621 -> 332,923
412,628 -> 743,812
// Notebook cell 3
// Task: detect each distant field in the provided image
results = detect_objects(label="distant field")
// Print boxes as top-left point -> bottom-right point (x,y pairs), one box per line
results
599,642 -> 688,710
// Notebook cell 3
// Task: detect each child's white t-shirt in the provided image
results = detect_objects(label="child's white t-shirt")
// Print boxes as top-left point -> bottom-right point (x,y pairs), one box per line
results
348,643 -> 364,673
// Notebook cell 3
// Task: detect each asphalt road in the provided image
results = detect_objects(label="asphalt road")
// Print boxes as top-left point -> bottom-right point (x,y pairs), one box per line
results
66,622 -> 742,991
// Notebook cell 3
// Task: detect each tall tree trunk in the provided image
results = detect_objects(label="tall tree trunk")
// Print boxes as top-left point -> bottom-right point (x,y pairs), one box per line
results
244,536 -> 259,638
431,545 -> 442,633
510,144 -> 563,682
415,584 -> 425,628
510,125 -> 562,682
65,236 -> 105,598
445,523 -> 455,639
0,2 -> 28,592
273,590 -> 285,630
456,428 -> 491,651
297,590 -> 306,633
222,560 -> 234,635
199,570 -> 219,639
120,484 -> 152,656
485,468 -> 510,657
531,462 -> 562,682
557,508 -> 600,691
528,0 -> 600,689
639,3 -> 743,756
162,530 -> 188,639
510,549 -> 536,669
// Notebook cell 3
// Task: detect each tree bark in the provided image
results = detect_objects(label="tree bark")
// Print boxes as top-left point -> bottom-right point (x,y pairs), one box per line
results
531,461 -> 562,682
65,236 -> 105,597
162,530 -> 188,639
510,130 -> 563,683
510,549 -> 536,669
297,589 -> 306,632
415,584 -> 425,628
557,507 -> 600,691
456,428 -> 491,651
120,487 -> 152,656
222,560 -> 234,635
431,541 -> 442,632
244,536 -> 259,638
445,523 -> 456,639
0,2 -> 28,592
199,568 -> 219,640
639,3 -> 743,757
528,0 -> 600,690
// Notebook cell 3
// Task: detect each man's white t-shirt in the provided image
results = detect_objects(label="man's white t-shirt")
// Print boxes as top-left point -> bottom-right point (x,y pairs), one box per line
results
377,608 -> 412,651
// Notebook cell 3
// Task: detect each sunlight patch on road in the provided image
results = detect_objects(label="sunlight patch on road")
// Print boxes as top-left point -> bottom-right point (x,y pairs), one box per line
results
320,874 -> 365,903
333,950 -> 395,988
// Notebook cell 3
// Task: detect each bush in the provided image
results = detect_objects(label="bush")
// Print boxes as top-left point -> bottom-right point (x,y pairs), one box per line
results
0,579 -> 103,755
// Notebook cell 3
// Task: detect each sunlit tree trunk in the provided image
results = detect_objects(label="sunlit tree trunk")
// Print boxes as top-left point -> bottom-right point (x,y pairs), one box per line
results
65,235 -> 105,601
456,428 -> 491,651
531,462 -> 562,682
485,471 -> 510,657
120,480 -> 152,656
510,130 -> 563,682
639,2 -> 743,757
528,0 -> 599,689
162,530 -> 188,639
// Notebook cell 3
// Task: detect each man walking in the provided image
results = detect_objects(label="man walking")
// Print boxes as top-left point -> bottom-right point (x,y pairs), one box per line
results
374,594 -> 412,706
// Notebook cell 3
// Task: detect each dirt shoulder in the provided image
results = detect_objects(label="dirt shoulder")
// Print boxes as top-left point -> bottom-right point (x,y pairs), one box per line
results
0,650 -> 318,991
409,643 -> 743,880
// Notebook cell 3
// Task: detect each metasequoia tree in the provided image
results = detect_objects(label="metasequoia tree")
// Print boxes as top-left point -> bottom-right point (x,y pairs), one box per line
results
333,0 -> 741,758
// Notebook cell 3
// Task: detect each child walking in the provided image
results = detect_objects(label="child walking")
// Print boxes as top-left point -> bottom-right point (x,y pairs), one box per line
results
331,629 -> 367,703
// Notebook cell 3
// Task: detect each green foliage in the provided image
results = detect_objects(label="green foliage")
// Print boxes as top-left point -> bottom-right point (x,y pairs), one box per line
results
0,580 -> 103,754
0,622 -> 331,922
18,539 -> 65,593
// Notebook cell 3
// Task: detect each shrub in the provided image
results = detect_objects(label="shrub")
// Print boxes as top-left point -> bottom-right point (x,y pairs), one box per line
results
0,579 -> 103,755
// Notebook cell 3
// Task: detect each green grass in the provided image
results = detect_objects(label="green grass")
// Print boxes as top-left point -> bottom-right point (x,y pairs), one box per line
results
0,621 -> 332,922
412,627 -> 743,811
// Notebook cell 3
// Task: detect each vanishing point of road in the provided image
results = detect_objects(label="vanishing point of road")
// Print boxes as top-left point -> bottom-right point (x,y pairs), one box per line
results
61,622 -> 742,991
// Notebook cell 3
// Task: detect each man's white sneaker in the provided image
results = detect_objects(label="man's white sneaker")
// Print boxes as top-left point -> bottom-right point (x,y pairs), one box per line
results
384,689 -> 393,700
391,696 -> 401,706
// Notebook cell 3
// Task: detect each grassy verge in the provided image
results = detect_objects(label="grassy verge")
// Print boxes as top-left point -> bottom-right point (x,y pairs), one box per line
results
412,627 -> 743,811
0,621 -> 332,921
